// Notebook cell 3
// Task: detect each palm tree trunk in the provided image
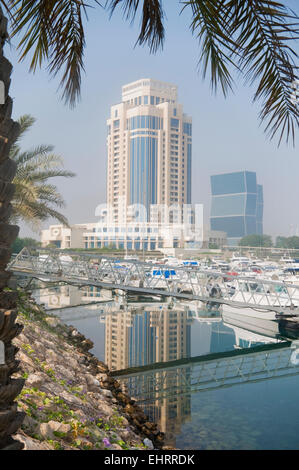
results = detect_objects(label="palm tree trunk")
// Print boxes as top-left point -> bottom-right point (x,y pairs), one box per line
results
0,7 -> 25,450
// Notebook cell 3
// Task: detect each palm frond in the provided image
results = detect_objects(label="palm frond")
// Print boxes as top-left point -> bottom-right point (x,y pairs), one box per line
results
184,0 -> 299,144
9,114 -> 36,157
35,183 -> 66,206
184,0 -> 240,97
106,0 -> 165,52
9,0 -> 93,106
10,114 -> 75,228
230,0 -> 299,144
0,1 -> 13,18
25,169 -> 76,182
7,1 -> 298,143
12,145 -> 55,165
13,176 -> 39,202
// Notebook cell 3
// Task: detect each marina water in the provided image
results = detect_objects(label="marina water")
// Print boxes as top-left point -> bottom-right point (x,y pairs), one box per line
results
33,284 -> 299,450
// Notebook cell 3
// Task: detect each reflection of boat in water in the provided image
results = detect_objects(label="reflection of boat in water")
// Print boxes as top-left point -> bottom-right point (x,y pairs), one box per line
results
222,311 -> 281,341
222,310 -> 299,342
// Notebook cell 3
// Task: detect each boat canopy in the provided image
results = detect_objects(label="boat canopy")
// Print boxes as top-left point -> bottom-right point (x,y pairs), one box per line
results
152,269 -> 177,278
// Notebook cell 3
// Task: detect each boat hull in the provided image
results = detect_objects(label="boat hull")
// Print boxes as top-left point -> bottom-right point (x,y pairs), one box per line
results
222,303 -> 277,320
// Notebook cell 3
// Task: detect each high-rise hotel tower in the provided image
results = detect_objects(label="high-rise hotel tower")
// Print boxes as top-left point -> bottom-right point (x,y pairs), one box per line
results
106,79 -> 192,223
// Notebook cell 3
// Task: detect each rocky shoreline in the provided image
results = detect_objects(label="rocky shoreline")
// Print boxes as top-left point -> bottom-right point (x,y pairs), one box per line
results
11,290 -> 169,450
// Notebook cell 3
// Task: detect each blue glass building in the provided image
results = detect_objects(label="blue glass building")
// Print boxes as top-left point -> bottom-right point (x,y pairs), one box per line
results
210,171 -> 263,246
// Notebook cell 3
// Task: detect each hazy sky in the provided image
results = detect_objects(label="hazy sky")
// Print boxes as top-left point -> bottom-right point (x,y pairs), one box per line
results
5,0 -> 299,240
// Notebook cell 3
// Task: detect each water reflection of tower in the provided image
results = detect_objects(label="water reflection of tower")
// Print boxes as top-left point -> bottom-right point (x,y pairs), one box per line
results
104,311 -> 132,371
149,309 -> 192,444
129,311 -> 156,367
104,310 -> 157,371
104,306 -> 193,446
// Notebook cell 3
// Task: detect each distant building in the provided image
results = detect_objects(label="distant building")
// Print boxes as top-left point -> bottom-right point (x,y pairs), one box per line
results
210,171 -> 263,246
40,222 -> 227,251
41,79 -> 230,252
107,78 -> 192,223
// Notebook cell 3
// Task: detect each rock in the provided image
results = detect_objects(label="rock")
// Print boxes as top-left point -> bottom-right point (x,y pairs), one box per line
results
155,433 -> 164,443
14,433 -> 53,450
81,339 -> 93,351
110,443 -> 123,450
143,438 -> 154,450
22,415 -> 39,434
45,317 -> 61,328
26,373 -> 45,388
63,356 -> 79,370
85,374 -> 100,387
100,375 -> 114,386
97,402 -> 114,417
144,421 -> 157,431
97,364 -> 109,373
120,416 -> 129,427
113,380 -> 121,388
120,429 -> 134,440
39,421 -> 71,440
133,411 -> 146,424
16,351 -> 35,367
95,373 -> 106,381
116,392 -> 130,404
124,404 -> 136,415
32,341 -> 45,352
45,349 -> 60,363
75,437 -> 93,449
12,296 -> 164,451
54,364 -> 75,381
60,390 -> 82,405
101,389 -> 113,399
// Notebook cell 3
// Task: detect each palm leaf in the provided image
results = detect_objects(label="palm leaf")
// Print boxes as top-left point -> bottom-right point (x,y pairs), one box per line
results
9,0 -> 92,106
7,0 -> 299,143
229,0 -> 299,144
107,0 -> 165,53
183,0 -> 240,97
183,0 -> 299,144
10,114 -> 75,228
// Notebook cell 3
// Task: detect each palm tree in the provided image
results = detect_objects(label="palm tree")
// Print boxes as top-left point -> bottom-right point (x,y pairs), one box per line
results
0,6 -> 25,450
11,114 -> 75,230
7,0 -> 299,143
0,0 -> 297,449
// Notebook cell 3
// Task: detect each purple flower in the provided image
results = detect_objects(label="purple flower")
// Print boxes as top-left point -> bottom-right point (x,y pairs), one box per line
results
103,438 -> 111,447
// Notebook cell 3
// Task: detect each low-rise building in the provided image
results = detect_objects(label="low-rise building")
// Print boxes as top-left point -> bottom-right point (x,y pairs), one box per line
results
40,222 -> 227,252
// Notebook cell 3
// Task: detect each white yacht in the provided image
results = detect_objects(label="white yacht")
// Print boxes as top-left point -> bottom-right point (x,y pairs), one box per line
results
221,279 -> 299,320
230,255 -> 251,265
